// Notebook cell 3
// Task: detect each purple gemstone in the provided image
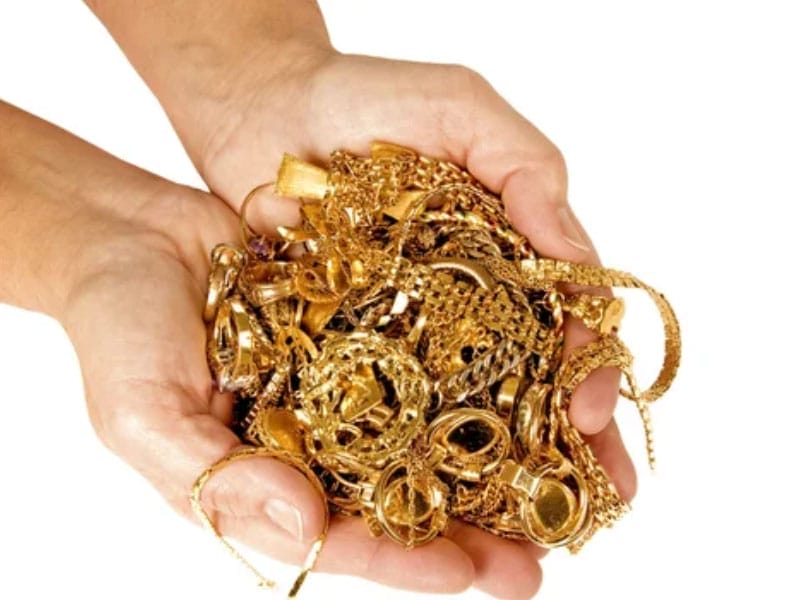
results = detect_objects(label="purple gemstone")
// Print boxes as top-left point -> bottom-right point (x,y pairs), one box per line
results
249,237 -> 270,258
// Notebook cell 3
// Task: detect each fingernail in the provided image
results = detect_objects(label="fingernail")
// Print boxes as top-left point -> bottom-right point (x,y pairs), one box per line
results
557,206 -> 591,252
265,498 -> 304,541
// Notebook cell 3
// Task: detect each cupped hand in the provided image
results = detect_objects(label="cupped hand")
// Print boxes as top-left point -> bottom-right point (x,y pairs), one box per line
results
65,174 -> 517,597
59,183 -> 333,587
175,49 -> 637,599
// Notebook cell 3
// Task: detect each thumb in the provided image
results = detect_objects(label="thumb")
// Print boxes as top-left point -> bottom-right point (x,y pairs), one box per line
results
99,385 -> 326,545
185,416 -> 326,544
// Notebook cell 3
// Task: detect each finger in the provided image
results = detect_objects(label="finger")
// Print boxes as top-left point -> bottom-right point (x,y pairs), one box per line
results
297,67 -> 623,436
69,243 -> 328,544
565,331 -> 621,435
432,68 -> 621,436
241,183 -> 302,237
218,486 -> 548,597
517,540 -> 549,562
445,521 -> 543,599
585,419 -> 637,502
217,512 -> 475,594
104,392 -> 327,543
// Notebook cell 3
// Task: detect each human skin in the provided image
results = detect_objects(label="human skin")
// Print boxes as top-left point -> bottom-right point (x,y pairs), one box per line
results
4,2 -> 638,598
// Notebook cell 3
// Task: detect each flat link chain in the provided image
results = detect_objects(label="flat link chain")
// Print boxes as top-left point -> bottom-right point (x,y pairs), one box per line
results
197,142 -> 682,590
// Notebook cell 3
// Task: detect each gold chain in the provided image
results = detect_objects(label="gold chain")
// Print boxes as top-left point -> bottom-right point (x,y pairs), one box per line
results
191,447 -> 329,597
196,141 -> 682,592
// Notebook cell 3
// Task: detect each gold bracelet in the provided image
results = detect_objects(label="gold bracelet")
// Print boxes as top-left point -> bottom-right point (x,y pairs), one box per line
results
195,141 -> 682,594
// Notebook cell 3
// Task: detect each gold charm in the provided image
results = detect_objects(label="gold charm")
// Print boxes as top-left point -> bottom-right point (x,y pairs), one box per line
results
197,141 -> 682,594
427,408 -> 511,482
374,459 -> 449,547
499,459 -> 590,548
299,332 -> 431,468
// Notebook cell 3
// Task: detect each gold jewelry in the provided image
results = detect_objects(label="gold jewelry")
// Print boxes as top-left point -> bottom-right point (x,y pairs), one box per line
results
426,408 -> 511,482
190,446 -> 329,597
299,331 -> 430,469
373,458 -> 449,547
197,141 -> 682,593
209,297 -> 273,394
203,244 -> 245,323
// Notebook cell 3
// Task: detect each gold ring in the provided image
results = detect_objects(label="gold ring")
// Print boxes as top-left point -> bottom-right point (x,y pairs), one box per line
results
203,244 -> 245,323
427,408 -> 511,482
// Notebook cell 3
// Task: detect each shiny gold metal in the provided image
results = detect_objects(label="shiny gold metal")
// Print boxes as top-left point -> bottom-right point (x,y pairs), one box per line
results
427,257 -> 496,289
499,460 -> 590,548
563,294 -> 626,335
248,407 -> 305,454
427,408 -> 511,482
199,142 -> 682,590
373,459 -> 448,547
301,299 -> 342,334
496,374 -> 522,421
299,332 -> 430,467
514,382 -> 551,456
526,478 -> 579,538
191,447 -> 329,597
204,244 -> 245,323
209,297 -> 267,393
238,261 -> 297,307
601,297 -> 626,334
276,153 -> 329,200
277,225 -> 317,243
325,254 -> 349,295
299,202 -> 329,235
383,190 -> 428,220
369,140 -> 418,160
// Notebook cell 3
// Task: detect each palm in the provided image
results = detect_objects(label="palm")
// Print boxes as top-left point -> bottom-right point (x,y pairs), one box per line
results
63,192 -> 242,511
189,52 -> 636,598
204,55 -> 484,207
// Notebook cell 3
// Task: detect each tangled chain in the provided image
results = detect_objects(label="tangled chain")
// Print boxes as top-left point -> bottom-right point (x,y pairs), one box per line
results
197,142 -> 682,592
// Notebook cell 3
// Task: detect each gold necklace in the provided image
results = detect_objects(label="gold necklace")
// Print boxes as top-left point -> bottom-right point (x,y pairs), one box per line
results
194,141 -> 681,596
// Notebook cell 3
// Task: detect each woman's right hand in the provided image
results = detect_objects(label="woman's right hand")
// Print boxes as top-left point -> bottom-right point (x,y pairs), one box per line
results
2,102 -> 510,597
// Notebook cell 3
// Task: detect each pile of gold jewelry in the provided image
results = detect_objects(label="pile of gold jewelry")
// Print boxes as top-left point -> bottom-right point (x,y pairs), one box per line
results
195,142 -> 681,593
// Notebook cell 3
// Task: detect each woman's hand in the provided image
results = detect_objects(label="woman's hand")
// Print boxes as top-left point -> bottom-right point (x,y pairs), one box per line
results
192,49 -> 637,599
194,47 -> 636,479
85,4 -> 636,597
3,101 -> 529,596
0,100 -> 382,592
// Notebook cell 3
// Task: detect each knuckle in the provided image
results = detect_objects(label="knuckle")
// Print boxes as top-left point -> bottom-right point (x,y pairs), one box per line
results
525,146 -> 568,203
544,146 -> 568,180
444,63 -> 490,96
88,392 -> 157,459
95,402 -> 145,455
433,64 -> 493,143
202,474 -> 237,514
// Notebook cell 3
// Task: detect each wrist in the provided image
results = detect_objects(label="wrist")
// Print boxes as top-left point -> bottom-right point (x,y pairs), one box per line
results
173,38 -> 335,179
0,102 -> 205,321
87,0 -> 334,177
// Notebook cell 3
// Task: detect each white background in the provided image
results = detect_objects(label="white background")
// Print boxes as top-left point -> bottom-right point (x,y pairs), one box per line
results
0,1 -> 797,599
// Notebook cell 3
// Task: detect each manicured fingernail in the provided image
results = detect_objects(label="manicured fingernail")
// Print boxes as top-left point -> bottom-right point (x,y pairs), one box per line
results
557,206 -> 591,252
265,498 -> 304,541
